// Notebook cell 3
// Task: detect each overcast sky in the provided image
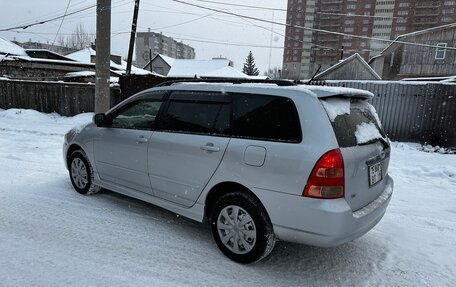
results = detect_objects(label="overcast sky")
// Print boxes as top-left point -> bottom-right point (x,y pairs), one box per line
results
0,0 -> 288,73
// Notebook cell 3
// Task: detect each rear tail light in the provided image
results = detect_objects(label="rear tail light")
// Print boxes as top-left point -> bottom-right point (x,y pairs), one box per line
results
303,149 -> 344,199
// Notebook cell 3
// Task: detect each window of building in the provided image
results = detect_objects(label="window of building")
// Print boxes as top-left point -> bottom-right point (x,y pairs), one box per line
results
444,1 -> 455,5
435,43 -> 447,60
398,10 -> 409,15
345,19 -> 355,25
396,26 -> 406,31
363,19 -> 369,24
365,4 -> 371,8
344,27 -> 354,32
347,4 -> 357,9
362,27 -> 369,32
399,2 -> 409,7
397,17 -> 407,23
343,42 -> 352,47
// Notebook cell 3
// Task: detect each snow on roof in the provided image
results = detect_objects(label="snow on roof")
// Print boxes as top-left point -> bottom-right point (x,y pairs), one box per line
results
66,47 -> 161,76
157,54 -> 175,66
201,66 -> 249,78
65,47 -> 95,63
64,71 -> 96,77
0,37 -> 27,56
167,59 -> 231,77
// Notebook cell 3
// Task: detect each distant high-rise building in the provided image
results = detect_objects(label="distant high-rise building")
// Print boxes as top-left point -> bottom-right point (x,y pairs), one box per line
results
135,31 -> 195,69
282,0 -> 456,80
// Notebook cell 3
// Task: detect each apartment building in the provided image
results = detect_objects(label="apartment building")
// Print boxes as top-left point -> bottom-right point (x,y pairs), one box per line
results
282,0 -> 456,80
135,30 -> 195,69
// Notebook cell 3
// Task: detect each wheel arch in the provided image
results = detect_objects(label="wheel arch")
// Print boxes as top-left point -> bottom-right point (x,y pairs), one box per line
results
204,181 -> 271,223
66,144 -> 85,168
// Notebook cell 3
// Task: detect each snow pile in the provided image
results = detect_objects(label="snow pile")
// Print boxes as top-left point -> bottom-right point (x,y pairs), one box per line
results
421,144 -> 455,154
354,122 -> 383,144
0,109 -> 92,136
321,97 -> 351,121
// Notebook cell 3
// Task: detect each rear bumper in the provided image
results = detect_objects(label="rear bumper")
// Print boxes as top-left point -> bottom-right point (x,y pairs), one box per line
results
253,175 -> 393,247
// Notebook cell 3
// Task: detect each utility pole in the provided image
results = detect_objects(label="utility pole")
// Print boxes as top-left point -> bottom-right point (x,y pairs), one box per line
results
126,0 -> 140,76
95,0 -> 111,113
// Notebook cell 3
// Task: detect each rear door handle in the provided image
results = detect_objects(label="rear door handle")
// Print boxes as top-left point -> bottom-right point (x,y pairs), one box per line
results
200,143 -> 220,152
136,135 -> 149,144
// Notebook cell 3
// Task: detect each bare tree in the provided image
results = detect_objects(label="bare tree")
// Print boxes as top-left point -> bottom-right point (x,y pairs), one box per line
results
264,67 -> 282,79
66,24 -> 95,49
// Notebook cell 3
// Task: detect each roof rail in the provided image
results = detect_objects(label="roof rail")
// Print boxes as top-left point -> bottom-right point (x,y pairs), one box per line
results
156,78 -> 297,87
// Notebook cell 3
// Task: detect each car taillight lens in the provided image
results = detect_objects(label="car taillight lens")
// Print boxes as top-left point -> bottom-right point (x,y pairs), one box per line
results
303,149 -> 344,199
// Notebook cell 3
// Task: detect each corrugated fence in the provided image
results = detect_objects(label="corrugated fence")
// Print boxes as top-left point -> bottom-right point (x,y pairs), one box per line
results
324,80 -> 456,148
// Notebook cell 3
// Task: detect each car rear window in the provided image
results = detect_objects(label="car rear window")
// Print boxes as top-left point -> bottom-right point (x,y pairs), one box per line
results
231,93 -> 302,143
321,97 -> 386,148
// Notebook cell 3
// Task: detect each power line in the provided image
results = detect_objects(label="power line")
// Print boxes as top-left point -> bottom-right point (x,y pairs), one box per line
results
0,4 -> 96,32
52,0 -> 72,46
195,0 -> 403,19
195,0 -> 286,11
171,0 -> 456,51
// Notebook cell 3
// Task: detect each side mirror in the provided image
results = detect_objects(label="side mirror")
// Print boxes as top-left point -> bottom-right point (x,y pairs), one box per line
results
93,113 -> 108,127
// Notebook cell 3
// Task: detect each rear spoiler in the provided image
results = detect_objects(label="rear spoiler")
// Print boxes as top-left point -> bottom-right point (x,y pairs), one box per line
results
300,85 -> 374,100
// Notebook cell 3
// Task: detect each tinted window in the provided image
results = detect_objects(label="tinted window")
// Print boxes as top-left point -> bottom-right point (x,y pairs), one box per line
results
109,99 -> 163,130
160,92 -> 230,135
232,94 -> 302,142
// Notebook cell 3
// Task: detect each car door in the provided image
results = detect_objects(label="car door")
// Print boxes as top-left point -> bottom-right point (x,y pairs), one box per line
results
148,91 -> 231,207
93,93 -> 166,194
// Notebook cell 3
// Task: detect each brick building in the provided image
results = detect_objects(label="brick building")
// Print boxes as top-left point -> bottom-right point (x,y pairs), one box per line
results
282,0 -> 456,80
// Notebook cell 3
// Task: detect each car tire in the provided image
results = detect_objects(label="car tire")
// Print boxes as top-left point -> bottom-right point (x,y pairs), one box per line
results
210,192 -> 276,264
68,150 -> 101,195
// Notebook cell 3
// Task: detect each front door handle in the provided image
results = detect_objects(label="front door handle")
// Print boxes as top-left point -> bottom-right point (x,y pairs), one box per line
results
200,143 -> 220,152
136,135 -> 148,144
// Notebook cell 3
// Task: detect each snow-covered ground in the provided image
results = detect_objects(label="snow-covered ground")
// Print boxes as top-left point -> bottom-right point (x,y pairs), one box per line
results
0,109 -> 455,287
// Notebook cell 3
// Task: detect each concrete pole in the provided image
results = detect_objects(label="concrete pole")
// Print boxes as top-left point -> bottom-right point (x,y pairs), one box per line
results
95,0 -> 111,113
126,0 -> 140,76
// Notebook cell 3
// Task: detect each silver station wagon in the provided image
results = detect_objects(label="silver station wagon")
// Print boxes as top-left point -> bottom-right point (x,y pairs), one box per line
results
63,80 -> 394,263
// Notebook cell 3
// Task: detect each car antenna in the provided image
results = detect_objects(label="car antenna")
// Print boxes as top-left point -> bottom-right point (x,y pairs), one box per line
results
306,65 -> 322,85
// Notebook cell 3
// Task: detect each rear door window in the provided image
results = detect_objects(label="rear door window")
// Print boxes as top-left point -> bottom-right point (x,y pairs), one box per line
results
231,93 -> 302,143
159,91 -> 230,136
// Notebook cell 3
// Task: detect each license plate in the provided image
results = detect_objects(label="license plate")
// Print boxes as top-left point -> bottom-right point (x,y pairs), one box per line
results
368,162 -> 383,186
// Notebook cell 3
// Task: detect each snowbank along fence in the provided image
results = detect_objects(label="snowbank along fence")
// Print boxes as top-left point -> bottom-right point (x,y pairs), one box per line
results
0,79 -> 121,116
324,80 -> 456,148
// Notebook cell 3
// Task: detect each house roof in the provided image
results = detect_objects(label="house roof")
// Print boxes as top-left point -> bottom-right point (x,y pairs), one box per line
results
66,47 -> 160,76
201,66 -> 249,78
157,54 -> 175,66
381,23 -> 456,55
0,37 -> 27,56
315,53 -> 381,80
25,49 -> 75,61
167,59 -> 233,77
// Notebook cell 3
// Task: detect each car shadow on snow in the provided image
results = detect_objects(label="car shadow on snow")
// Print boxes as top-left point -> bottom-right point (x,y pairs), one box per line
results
91,189 -> 389,285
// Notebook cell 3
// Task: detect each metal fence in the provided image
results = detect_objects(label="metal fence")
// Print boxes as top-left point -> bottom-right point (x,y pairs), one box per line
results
0,79 -> 121,116
324,80 -> 456,148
